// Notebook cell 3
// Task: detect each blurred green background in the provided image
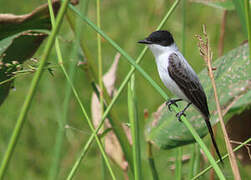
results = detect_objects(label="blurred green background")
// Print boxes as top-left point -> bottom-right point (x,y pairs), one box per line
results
0,0 -> 248,179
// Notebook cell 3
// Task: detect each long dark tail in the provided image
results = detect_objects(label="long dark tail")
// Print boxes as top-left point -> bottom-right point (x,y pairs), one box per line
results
204,116 -> 223,163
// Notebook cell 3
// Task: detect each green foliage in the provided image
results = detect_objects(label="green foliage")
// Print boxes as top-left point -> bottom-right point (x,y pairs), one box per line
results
0,32 -> 47,106
232,0 -> 248,37
0,1 -> 61,40
0,0 -> 250,179
0,1 -> 64,106
146,43 -> 250,149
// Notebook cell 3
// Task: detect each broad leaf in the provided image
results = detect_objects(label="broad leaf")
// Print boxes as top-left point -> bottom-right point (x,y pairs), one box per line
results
0,31 -> 47,106
146,43 -> 250,149
0,0 -> 79,106
0,0 -> 63,40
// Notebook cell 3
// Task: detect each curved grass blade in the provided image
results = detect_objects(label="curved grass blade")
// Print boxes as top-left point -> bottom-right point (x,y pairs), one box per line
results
0,0 -> 70,179
68,1 -> 225,179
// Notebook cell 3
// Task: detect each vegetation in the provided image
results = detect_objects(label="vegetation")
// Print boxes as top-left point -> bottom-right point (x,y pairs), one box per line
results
0,0 -> 250,179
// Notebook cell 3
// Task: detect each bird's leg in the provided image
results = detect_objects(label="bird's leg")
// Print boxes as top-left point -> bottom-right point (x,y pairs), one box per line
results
165,98 -> 183,111
176,102 -> 192,121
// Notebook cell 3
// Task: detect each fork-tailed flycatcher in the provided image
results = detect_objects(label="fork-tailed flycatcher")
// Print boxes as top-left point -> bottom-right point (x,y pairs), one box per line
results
138,30 -> 223,162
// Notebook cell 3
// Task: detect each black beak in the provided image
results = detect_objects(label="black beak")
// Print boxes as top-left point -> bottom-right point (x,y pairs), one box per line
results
137,39 -> 152,44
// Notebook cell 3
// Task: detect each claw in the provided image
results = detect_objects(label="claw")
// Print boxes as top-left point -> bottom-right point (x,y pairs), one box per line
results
175,102 -> 192,122
165,99 -> 182,112
176,111 -> 186,122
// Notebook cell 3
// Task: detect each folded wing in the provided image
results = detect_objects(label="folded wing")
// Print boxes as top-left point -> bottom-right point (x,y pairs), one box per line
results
167,53 -> 210,118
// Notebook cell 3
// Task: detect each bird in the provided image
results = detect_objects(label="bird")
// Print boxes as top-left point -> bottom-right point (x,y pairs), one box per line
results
138,30 -> 223,163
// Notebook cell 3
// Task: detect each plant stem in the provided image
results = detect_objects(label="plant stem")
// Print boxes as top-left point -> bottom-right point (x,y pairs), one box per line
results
244,0 -> 251,58
175,2 -> 186,179
0,1 -> 70,179
66,0 -> 180,176
147,142 -> 159,180
202,25 -> 240,180
47,0 -> 85,179
128,75 -> 142,180
181,0 -> 186,56
96,0 -> 106,178
188,144 -> 200,179
182,118 -> 225,180
175,148 -> 182,180
47,1 -> 116,179
96,0 -> 103,115
192,138 -> 251,179
69,2 -> 225,179
66,11 -> 134,173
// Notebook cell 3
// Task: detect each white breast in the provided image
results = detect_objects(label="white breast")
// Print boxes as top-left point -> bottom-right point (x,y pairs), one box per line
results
148,43 -> 190,102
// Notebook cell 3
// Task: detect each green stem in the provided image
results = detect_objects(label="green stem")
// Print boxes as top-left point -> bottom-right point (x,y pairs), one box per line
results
175,147 -> 182,180
188,144 -> 200,179
128,75 -> 142,180
47,1 -> 83,179
67,133 -> 95,180
175,2 -> 186,179
192,138 -> 251,179
96,0 -> 106,179
244,0 -> 251,58
96,0 -> 103,114
67,0 -> 179,177
0,1 -> 70,179
181,0 -> 186,55
147,142 -> 159,180
68,0 -> 179,176
70,2 -> 224,179
66,10 -> 134,173
182,119 -> 225,179
47,1 -> 116,179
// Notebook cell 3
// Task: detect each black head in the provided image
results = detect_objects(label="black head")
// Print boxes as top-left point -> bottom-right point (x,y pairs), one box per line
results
138,30 -> 174,46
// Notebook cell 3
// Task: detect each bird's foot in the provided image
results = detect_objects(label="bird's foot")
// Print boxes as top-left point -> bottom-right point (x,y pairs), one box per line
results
165,99 -> 182,112
176,111 -> 186,122
175,102 -> 192,122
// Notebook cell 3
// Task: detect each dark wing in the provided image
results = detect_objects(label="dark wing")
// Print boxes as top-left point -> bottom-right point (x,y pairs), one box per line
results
168,53 -> 210,117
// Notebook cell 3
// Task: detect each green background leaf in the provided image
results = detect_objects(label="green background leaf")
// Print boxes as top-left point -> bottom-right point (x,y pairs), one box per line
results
0,31 -> 47,106
0,1 -> 60,40
146,43 -> 250,149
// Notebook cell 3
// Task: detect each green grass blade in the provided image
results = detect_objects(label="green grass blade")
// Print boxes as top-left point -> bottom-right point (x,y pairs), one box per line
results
96,0 -> 106,178
192,138 -> 251,179
0,1 -> 70,179
67,135 -> 94,180
69,4 -> 168,99
174,1 -> 186,178
49,56 -> 76,180
232,0 -> 247,36
175,147 -> 182,180
69,2 -> 225,179
128,75 -> 142,180
188,144 -> 200,179
66,10 -> 134,172
182,119 -> 225,179
244,0 -> 251,57
147,142 -> 159,180
47,0 -> 86,178
47,1 -> 116,179
66,0 -> 180,176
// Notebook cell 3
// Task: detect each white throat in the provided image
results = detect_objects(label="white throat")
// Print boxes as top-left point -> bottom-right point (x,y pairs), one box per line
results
147,43 -> 178,58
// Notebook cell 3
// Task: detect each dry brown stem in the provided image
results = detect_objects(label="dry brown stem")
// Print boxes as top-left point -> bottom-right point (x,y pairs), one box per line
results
196,25 -> 241,180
